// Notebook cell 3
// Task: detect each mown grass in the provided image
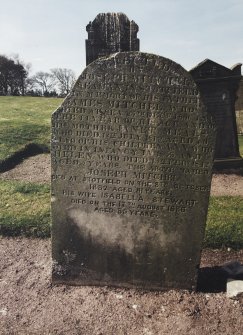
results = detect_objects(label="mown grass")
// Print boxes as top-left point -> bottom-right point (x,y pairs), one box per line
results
0,96 -> 62,161
1,178 -> 243,248
205,196 -> 243,249
0,180 -> 50,237
238,135 -> 243,156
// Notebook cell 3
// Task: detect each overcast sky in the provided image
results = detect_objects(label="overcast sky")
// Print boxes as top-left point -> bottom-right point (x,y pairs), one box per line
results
0,0 -> 242,76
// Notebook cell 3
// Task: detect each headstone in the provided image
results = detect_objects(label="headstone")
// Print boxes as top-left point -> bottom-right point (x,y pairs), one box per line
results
85,13 -> 139,65
51,52 -> 216,290
190,59 -> 243,169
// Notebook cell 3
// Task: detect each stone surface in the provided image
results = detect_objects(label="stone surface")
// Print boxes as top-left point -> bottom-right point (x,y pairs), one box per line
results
85,13 -> 139,65
51,52 -> 216,290
227,279 -> 243,298
190,59 -> 243,169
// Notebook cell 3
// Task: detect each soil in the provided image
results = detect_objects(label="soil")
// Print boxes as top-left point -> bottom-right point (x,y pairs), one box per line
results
0,237 -> 242,335
0,154 -> 51,184
0,154 -> 243,334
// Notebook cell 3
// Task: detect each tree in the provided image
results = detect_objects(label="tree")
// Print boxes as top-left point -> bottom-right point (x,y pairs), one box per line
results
0,55 -> 28,95
50,68 -> 76,96
31,71 -> 54,96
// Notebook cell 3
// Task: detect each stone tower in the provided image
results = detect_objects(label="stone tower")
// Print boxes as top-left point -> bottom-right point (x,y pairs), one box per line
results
85,13 -> 139,65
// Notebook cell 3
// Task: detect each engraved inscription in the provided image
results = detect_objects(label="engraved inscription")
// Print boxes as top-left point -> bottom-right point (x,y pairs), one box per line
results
52,55 -> 214,219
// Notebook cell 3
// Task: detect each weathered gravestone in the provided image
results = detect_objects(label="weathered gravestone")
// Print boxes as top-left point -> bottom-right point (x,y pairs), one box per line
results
190,59 -> 243,169
51,52 -> 216,290
85,12 -> 139,65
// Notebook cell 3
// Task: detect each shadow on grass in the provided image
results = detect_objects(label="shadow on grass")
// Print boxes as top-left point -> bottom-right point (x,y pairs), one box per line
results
0,143 -> 49,172
0,221 -> 51,238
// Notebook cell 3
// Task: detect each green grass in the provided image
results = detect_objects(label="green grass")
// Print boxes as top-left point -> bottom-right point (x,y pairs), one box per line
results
238,135 -> 243,156
1,178 -> 242,248
0,96 -> 62,161
0,180 -> 51,237
205,196 -> 243,249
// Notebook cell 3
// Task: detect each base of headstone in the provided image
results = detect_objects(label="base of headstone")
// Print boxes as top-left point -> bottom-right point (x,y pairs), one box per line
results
213,157 -> 243,170
52,271 -> 197,291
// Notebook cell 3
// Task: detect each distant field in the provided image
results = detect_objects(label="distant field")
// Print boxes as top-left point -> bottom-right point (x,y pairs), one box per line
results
236,110 -> 243,135
238,135 -> 243,156
0,96 -> 62,161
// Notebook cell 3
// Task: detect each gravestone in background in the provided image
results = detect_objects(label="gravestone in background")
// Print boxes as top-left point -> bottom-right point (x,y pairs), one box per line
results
190,59 -> 243,169
51,52 -> 216,290
85,12 -> 139,65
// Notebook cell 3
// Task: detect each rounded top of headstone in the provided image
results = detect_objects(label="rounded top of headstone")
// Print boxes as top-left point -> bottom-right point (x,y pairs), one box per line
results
84,52 -> 195,86
94,12 -> 131,22
85,13 -> 140,65
86,12 -> 139,34
68,52 -> 212,132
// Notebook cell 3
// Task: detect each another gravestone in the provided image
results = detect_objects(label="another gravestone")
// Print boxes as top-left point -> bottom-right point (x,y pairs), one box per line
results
51,52 -> 216,290
190,59 -> 243,169
85,13 -> 139,65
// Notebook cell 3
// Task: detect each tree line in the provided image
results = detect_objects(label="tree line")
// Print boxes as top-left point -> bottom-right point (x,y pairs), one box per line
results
0,54 -> 76,97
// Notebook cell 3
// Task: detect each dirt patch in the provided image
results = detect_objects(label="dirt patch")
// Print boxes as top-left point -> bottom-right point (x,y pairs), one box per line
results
211,173 -> 243,196
0,144 -> 49,173
0,154 -> 51,184
0,237 -> 242,335
1,154 -> 243,197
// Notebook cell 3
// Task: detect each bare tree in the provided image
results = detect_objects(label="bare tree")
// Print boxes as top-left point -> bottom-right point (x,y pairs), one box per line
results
31,71 -> 54,96
50,68 -> 76,96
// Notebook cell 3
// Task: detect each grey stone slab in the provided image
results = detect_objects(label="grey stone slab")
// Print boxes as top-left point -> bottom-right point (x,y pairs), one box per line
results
227,279 -> 243,298
51,52 -> 216,290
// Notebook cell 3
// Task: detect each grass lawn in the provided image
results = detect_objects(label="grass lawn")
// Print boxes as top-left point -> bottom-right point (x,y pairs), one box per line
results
205,196 -> 243,249
0,96 -> 62,161
0,180 -> 50,237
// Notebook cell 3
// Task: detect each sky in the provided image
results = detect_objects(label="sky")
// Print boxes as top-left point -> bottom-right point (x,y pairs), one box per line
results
0,0 -> 243,77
